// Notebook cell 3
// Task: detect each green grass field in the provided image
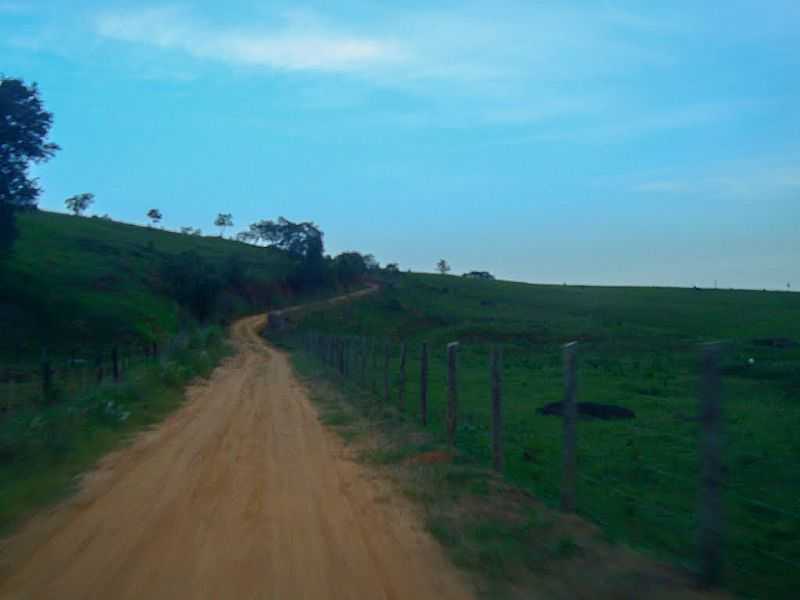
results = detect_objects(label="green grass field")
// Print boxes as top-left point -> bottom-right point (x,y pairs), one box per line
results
0,210 -> 299,363
281,273 -> 800,598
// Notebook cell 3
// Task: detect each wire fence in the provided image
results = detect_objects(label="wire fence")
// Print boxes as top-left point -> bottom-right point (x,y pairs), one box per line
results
278,325 -> 799,599
0,334 -> 200,416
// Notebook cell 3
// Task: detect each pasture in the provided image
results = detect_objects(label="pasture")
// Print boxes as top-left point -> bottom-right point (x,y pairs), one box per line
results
285,273 -> 800,598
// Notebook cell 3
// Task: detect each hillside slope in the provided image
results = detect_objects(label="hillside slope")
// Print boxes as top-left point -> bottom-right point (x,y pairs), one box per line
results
0,211 -> 304,360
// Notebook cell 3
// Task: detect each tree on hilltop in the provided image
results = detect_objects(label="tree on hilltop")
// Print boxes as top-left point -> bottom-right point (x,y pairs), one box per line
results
147,208 -> 162,227
65,192 -> 94,216
1,77 -> 59,256
436,259 -> 451,275
215,213 -> 233,237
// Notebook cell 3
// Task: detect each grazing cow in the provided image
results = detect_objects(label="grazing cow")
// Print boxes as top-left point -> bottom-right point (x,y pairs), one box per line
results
538,401 -> 635,420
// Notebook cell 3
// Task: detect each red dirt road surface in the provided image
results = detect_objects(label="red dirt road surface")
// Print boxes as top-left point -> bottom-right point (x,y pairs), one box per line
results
0,313 -> 474,600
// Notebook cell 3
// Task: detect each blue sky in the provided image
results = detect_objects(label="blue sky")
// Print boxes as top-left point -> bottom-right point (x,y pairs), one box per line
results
2,0 -> 799,289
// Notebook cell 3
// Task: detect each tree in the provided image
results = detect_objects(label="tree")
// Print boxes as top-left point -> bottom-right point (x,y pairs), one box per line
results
147,208 -> 162,227
363,254 -> 380,272
248,217 -> 327,290
1,77 -> 59,255
65,192 -> 94,216
160,251 -> 222,321
334,252 -> 367,288
384,262 -> 400,274
180,226 -> 193,235
436,259 -> 451,275
215,213 -> 233,237
248,217 -> 323,259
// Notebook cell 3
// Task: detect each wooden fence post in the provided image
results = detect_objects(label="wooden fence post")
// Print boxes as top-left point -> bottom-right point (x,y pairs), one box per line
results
112,347 -> 120,383
491,347 -> 504,473
383,342 -> 390,403
447,342 -> 459,447
398,343 -> 407,410
40,348 -> 52,402
420,342 -> 429,425
699,342 -> 724,588
6,378 -> 15,414
561,342 -> 578,512
361,337 -> 368,384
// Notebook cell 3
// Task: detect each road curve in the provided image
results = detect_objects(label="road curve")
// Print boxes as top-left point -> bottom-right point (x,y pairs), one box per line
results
0,308 -> 474,599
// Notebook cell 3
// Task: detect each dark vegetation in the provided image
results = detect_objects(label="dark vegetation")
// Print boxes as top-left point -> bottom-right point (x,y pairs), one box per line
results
0,210 -> 374,363
275,272 -> 800,598
0,77 -> 59,256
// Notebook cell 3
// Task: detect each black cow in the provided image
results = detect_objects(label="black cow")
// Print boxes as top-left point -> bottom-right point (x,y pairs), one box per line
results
538,401 -> 635,420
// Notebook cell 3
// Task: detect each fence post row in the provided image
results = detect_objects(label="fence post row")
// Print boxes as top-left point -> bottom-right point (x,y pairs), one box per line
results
561,341 -> 578,513
298,330 -> 729,592
420,342 -> 429,426
491,346 -> 504,473
699,342 -> 723,588
446,342 -> 459,447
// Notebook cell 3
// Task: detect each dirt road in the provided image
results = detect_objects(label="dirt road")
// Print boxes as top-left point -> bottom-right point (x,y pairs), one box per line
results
0,311 -> 474,599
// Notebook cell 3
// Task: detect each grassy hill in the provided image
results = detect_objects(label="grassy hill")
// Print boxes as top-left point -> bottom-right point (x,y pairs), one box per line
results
0,210 -> 305,361
0,210 -> 338,532
280,272 -> 800,598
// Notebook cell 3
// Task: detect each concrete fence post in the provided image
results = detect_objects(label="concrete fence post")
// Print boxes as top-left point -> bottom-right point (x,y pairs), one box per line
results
561,342 -> 578,513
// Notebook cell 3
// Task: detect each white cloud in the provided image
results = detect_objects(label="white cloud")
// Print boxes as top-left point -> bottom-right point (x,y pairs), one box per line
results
94,7 -> 404,73
79,3 -> 771,135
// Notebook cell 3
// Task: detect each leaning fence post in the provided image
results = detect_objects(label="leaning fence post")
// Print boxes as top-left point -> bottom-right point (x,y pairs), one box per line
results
491,347 -> 504,473
561,342 -> 578,512
398,343 -> 407,410
698,342 -> 724,588
383,342 -> 390,403
420,342 -> 429,425
447,342 -> 459,447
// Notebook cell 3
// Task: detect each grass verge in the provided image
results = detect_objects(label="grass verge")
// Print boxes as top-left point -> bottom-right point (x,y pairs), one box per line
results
0,326 -> 231,535
284,343 -> 725,600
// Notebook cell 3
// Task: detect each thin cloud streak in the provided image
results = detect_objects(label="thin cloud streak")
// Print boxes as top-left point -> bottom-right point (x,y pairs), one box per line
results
94,7 -> 405,73
629,157 -> 800,198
